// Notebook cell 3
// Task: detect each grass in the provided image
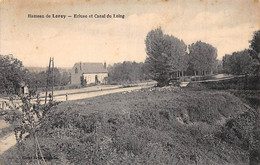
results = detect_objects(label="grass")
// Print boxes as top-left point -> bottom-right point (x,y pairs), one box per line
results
200,75 -> 260,90
1,86 -> 252,165
188,76 -> 260,165
188,76 -> 260,109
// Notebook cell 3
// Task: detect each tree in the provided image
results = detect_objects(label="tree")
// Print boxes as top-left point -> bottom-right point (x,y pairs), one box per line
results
188,41 -> 217,76
222,54 -> 232,74
51,68 -> 62,86
2,94 -> 58,164
108,61 -> 147,84
222,49 -> 258,75
250,30 -> 260,54
60,72 -> 71,86
164,34 -> 188,77
27,68 -> 70,90
249,30 -> 260,165
145,28 -> 187,86
248,44 -> 260,77
0,55 -> 28,95
214,59 -> 223,74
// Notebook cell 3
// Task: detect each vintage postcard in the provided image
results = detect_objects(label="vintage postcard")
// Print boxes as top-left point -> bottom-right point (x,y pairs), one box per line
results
0,0 -> 259,164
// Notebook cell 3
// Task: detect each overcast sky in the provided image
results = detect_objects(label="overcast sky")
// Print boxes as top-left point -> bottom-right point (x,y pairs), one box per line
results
0,0 -> 259,68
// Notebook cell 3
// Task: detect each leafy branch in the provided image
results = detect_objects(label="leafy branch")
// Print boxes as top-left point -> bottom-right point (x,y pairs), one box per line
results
2,94 -> 59,164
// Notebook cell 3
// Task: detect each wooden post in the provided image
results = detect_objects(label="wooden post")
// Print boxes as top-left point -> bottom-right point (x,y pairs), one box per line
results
2,102 -> 4,110
45,57 -> 51,104
51,57 -> 54,101
65,93 -> 68,101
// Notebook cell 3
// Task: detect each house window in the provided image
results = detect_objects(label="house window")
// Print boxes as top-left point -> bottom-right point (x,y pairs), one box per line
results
75,68 -> 78,74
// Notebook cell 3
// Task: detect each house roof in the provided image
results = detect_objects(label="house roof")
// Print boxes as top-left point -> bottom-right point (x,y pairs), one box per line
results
73,62 -> 107,74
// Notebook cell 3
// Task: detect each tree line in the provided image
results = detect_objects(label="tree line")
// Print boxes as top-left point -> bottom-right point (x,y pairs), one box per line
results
0,55 -> 70,95
0,54 -> 150,95
107,61 -> 149,84
222,30 -> 260,76
145,28 -> 218,86
0,54 -> 149,95
1,29 -> 258,94
27,68 -> 70,89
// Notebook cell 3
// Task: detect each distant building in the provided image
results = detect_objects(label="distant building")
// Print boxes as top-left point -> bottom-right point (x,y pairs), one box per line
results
70,62 -> 108,85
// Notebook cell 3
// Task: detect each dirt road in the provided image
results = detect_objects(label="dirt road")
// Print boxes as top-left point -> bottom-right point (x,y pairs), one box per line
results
39,82 -> 154,98
39,85 -> 122,98
0,133 -> 16,155
53,84 -> 154,102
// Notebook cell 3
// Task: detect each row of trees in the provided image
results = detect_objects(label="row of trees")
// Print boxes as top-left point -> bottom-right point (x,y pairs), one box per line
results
222,50 -> 259,75
222,30 -> 260,76
1,54 -> 151,95
3,29 -> 258,92
188,41 -> 218,76
27,69 -> 70,89
107,61 -> 149,84
0,54 -> 150,95
0,55 -> 70,95
145,28 -> 218,86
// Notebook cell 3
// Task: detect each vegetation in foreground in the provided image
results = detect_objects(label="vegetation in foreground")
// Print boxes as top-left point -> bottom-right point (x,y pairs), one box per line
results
1,85 -> 258,165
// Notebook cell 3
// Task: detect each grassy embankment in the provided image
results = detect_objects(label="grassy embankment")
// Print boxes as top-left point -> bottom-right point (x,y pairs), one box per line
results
192,76 -> 260,109
2,80 -> 257,165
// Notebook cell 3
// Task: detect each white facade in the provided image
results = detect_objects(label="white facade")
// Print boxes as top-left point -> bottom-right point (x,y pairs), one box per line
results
83,73 -> 108,84
70,62 -> 108,85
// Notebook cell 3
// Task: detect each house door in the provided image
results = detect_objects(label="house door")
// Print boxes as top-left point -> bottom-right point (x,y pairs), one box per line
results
95,75 -> 98,84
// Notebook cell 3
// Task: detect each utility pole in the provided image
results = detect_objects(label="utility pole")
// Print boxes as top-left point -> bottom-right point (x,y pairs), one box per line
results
44,57 -> 54,104
45,58 -> 51,104
51,57 -> 54,101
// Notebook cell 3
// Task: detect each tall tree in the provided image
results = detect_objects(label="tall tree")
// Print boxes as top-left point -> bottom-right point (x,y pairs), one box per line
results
222,54 -> 232,73
248,41 -> 260,76
145,28 -> 188,86
145,28 -> 172,86
249,30 -> 260,165
223,49 -> 258,75
0,55 -> 28,95
164,34 -> 188,77
188,41 -> 217,76
250,30 -> 260,54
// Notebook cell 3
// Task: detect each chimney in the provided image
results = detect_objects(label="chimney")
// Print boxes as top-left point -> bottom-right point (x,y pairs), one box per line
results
104,61 -> 107,69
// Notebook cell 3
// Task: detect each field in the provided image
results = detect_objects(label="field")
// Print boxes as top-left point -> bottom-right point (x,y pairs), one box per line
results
1,82 -> 258,164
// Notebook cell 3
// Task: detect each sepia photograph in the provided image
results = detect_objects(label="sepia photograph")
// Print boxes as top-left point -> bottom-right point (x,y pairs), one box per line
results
0,0 -> 260,164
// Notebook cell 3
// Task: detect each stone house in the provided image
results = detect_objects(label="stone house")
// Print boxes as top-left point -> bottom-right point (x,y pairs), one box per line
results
70,62 -> 108,85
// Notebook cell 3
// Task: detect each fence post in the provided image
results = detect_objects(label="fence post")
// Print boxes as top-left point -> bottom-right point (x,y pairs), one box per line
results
1,102 -> 3,110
